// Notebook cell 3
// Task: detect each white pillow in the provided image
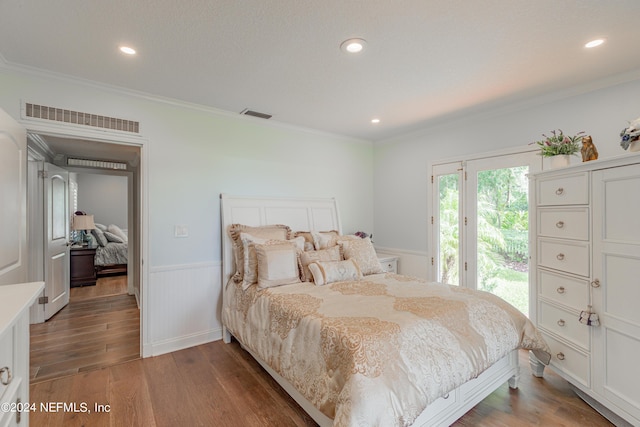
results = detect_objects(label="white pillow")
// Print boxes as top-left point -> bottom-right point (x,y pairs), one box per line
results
107,224 -> 128,243
255,242 -> 301,288
308,259 -> 362,286
240,233 -> 304,290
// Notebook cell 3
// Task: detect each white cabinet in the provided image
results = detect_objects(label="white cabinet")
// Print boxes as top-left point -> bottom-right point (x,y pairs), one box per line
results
532,154 -> 640,426
0,282 -> 44,427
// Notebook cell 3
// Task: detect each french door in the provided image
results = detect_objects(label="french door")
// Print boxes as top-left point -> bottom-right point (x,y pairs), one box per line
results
432,150 -> 541,316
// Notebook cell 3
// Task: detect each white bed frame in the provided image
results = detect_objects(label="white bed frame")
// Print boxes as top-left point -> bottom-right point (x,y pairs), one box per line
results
220,193 -> 522,427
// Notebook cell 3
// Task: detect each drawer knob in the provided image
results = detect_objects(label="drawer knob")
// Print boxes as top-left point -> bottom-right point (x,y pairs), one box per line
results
557,286 -> 566,294
557,319 -> 565,327
0,366 -> 12,385
591,279 -> 600,288
556,352 -> 565,361
556,221 -> 565,228
555,187 -> 564,195
556,253 -> 565,261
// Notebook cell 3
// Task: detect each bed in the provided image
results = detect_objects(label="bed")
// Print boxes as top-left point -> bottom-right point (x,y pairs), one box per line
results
91,224 -> 128,276
220,194 -> 550,427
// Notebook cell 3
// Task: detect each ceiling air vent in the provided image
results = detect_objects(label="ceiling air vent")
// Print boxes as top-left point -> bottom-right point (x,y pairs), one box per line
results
67,157 -> 127,170
240,108 -> 272,120
25,103 -> 140,134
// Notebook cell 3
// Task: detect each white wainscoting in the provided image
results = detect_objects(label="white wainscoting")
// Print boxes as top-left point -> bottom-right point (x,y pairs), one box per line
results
146,261 -> 222,356
375,246 -> 429,279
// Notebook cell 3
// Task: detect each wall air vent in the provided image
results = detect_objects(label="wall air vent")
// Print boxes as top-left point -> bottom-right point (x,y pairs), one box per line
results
240,108 -> 272,120
67,157 -> 127,170
25,103 -> 140,134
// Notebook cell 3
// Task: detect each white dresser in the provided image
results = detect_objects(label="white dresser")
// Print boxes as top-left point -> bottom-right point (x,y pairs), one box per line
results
531,153 -> 640,426
0,282 -> 44,427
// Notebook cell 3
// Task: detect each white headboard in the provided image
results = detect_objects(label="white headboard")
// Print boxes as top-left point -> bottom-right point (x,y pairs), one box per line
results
220,194 -> 342,284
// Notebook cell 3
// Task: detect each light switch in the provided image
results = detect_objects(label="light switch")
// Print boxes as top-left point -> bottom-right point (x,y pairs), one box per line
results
174,225 -> 188,238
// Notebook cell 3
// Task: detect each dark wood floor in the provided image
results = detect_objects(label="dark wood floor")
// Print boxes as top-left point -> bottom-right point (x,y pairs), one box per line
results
30,275 -> 139,384
29,340 -> 613,427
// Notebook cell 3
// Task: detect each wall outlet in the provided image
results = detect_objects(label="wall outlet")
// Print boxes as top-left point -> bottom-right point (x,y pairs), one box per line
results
174,225 -> 188,238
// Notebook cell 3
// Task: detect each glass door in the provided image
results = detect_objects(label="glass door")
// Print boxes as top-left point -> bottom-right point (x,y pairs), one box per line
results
465,152 -> 541,316
432,151 -> 541,316
432,162 -> 463,286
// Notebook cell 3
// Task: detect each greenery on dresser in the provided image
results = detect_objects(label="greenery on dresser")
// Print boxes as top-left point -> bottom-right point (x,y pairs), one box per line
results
532,129 -> 584,157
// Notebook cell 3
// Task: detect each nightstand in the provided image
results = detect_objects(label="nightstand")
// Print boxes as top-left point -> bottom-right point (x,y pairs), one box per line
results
377,254 -> 399,274
70,245 -> 97,287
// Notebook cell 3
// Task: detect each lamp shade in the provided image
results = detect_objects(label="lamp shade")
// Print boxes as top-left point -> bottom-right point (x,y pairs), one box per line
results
72,214 -> 96,231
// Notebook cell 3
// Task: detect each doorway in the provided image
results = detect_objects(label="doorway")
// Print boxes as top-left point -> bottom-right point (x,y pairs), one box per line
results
26,130 -> 144,381
431,149 -> 541,316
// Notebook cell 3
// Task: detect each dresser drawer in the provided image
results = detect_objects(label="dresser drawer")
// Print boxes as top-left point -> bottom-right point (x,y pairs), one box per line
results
538,269 -> 589,310
0,327 -> 14,402
544,333 -> 590,387
538,239 -> 590,277
538,207 -> 589,241
539,301 -> 589,350
537,173 -> 589,206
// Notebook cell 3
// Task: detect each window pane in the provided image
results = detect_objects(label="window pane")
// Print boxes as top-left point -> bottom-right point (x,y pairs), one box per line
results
438,174 -> 460,285
476,166 -> 529,315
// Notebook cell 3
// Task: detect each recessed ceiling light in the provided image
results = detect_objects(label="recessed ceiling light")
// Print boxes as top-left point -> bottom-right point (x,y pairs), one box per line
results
340,38 -> 367,54
119,46 -> 137,55
371,118 -> 380,124
585,39 -> 605,48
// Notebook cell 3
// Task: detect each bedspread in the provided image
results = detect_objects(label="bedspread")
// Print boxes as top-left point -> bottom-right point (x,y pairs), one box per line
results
222,273 -> 550,427
94,242 -> 128,266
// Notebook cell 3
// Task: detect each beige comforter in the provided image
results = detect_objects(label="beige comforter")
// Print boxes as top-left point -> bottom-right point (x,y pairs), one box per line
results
222,273 -> 550,427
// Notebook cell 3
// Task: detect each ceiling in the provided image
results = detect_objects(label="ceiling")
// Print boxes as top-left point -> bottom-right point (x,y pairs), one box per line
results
2,0 -> 640,142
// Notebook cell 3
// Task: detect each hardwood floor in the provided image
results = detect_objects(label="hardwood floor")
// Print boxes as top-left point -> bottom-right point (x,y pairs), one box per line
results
30,275 -> 139,384
29,341 -> 613,427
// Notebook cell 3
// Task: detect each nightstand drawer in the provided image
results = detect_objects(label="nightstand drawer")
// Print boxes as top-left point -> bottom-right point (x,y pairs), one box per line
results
539,301 -> 589,350
537,173 -> 589,206
377,255 -> 398,274
538,239 -> 589,277
538,269 -> 589,310
538,207 -> 589,241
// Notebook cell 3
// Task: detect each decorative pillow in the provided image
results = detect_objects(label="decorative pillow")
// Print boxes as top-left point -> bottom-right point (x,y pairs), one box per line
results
311,230 -> 341,250
340,237 -> 384,275
107,224 -> 128,242
241,233 -> 304,290
299,245 -> 342,282
292,231 -> 316,251
255,242 -> 301,288
308,259 -> 362,286
228,224 -> 291,283
94,223 -> 108,232
91,228 -> 108,247
103,231 -> 124,243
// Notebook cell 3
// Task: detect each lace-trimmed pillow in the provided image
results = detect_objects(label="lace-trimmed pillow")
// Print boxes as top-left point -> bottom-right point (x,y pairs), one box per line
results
228,224 -> 291,283
255,241 -> 302,288
241,233 -> 304,290
308,259 -> 362,286
339,237 -> 384,275
299,245 -> 342,282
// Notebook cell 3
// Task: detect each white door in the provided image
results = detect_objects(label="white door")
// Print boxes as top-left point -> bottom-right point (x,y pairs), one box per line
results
43,162 -> 70,319
432,150 -> 541,316
0,109 -> 27,286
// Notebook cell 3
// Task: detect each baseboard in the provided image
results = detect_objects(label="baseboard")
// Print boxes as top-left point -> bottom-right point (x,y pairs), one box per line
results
571,385 -> 634,427
147,328 -> 222,357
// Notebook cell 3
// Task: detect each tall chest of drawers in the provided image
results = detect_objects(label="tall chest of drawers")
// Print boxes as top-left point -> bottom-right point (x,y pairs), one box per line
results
531,153 -> 640,426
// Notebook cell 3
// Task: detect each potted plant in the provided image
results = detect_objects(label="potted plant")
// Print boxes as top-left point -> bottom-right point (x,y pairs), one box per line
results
532,129 -> 585,168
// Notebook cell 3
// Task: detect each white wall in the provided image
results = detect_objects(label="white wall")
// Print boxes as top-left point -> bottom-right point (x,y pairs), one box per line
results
0,65 -> 374,355
373,77 -> 640,277
76,173 -> 128,228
